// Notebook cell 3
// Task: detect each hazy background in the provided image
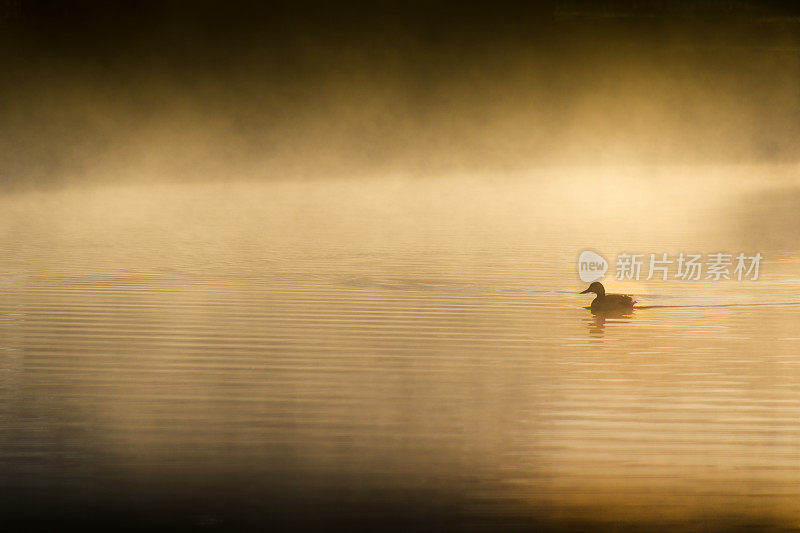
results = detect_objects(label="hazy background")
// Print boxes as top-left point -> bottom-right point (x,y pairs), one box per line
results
1,0 -> 799,191
3,3 -> 800,532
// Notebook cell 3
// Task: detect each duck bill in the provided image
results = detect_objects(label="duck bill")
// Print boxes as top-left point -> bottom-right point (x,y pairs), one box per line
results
579,288 -> 591,294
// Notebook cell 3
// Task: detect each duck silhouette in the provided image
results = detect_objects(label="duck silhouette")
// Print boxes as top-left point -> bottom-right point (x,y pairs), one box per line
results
580,281 -> 635,313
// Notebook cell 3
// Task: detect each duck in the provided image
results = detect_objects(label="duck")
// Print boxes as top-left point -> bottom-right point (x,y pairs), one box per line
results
580,281 -> 635,313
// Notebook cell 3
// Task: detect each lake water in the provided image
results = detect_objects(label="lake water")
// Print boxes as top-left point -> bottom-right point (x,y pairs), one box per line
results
2,166 -> 800,531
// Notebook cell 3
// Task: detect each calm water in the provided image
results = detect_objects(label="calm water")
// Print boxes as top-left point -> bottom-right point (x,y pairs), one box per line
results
2,167 -> 800,530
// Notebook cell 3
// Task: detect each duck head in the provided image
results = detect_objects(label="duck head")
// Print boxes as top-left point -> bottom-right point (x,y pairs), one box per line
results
580,281 -> 606,297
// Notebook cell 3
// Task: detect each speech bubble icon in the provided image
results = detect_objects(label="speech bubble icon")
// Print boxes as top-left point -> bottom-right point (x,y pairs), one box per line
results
578,250 -> 608,283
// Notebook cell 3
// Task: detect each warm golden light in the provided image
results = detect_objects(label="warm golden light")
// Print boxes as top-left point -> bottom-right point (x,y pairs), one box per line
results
2,2 -> 800,531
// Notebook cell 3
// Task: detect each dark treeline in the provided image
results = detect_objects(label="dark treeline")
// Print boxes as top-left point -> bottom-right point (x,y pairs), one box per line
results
1,1 -> 799,189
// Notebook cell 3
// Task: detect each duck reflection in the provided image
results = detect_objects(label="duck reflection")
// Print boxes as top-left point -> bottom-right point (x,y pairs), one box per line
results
586,310 -> 633,338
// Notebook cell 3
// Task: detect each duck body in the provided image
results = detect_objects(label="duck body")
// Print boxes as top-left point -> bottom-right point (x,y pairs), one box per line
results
580,282 -> 635,313
589,293 -> 635,312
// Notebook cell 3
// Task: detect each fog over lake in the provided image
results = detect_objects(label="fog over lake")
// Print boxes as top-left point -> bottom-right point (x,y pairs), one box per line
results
2,2 -> 800,531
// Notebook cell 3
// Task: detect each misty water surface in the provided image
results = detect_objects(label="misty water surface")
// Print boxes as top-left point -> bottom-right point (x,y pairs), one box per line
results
1,166 -> 800,529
